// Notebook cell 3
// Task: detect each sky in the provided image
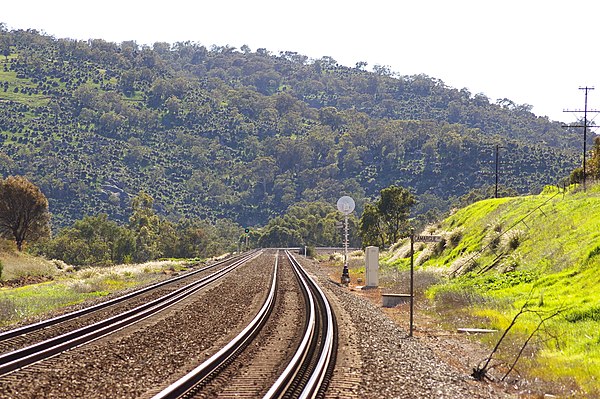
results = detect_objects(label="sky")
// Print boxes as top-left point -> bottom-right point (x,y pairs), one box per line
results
2,0 -> 600,124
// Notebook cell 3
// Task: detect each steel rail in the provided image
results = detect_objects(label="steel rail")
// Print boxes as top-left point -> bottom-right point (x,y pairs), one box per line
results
0,251 -> 255,342
262,250 -> 336,399
150,250 -> 279,399
0,251 -> 262,376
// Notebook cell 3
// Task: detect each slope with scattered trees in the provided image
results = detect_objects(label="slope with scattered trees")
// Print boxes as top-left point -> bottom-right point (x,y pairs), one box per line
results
0,26 -> 582,233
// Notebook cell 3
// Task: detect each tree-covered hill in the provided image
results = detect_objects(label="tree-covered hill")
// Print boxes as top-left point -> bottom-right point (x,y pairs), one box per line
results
0,27 -> 581,229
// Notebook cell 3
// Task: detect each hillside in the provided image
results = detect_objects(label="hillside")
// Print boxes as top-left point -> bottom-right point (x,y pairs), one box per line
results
383,184 -> 600,395
0,27 -> 581,229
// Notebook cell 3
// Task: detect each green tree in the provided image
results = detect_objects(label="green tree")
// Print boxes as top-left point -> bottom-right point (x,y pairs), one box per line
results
0,33 -> 10,60
253,156 -> 276,194
176,219 -> 211,258
378,185 -> 416,245
129,192 -> 161,262
257,201 -> 352,248
359,185 -> 415,248
358,202 -> 385,248
0,176 -> 50,251
258,225 -> 302,248
587,137 -> 600,180
38,214 -> 134,266
157,219 -> 179,258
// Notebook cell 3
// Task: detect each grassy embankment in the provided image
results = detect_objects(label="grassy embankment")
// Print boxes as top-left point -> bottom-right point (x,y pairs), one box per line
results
380,184 -> 600,395
0,247 -> 190,329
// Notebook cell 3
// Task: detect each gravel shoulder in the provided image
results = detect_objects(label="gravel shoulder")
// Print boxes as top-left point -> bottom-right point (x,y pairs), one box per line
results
298,256 -> 515,399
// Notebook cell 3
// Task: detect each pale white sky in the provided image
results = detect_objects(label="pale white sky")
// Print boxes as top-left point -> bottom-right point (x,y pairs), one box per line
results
2,0 -> 599,123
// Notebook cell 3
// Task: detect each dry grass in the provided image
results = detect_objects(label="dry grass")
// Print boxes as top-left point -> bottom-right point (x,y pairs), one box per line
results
0,256 -> 190,327
0,251 -> 59,281
0,298 -> 17,322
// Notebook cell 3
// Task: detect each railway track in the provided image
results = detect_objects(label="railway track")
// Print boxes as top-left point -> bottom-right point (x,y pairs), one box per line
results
0,252 -> 259,354
0,255 -> 228,341
263,250 -> 337,399
151,250 -> 337,399
0,250 -> 338,398
0,250 -> 262,376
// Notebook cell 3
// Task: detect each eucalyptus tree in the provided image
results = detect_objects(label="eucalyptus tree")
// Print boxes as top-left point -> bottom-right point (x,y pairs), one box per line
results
0,176 -> 50,251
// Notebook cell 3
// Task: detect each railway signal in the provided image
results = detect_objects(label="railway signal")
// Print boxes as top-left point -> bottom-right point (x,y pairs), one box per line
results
244,228 -> 250,250
336,196 -> 355,285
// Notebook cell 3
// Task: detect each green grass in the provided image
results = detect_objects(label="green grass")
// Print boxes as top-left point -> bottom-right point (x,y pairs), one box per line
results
0,66 -> 50,108
0,281 -> 107,324
382,184 -> 600,395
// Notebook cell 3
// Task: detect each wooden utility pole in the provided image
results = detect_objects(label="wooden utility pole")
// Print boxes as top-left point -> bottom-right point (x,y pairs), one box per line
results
564,87 -> 599,191
494,144 -> 504,198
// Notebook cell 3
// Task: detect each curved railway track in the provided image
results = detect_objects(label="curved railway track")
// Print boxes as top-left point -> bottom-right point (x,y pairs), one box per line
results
152,250 -> 337,399
263,250 -> 337,399
0,251 -> 262,376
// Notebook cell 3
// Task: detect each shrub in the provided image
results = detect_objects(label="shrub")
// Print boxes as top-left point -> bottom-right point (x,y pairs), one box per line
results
450,255 -> 480,276
488,219 -> 503,234
565,306 -> 600,323
51,259 -> 69,270
485,232 -> 502,252
384,270 -> 442,299
69,281 -> 97,294
504,229 -> 525,251
432,286 -> 489,312
447,227 -> 463,248
587,245 -> 600,261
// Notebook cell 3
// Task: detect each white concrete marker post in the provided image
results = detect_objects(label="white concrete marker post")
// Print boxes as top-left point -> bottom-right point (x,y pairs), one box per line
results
365,246 -> 379,287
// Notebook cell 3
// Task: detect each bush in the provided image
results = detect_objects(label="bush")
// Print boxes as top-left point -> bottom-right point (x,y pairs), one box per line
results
447,228 -> 463,248
570,167 -> 584,184
486,232 -> 502,252
383,270 -> 441,299
450,255 -> 480,276
432,286 -> 488,312
565,306 -> 600,323
505,229 -> 524,251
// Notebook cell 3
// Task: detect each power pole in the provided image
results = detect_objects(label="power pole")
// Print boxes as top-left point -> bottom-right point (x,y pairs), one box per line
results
564,87 -> 599,191
494,144 -> 504,198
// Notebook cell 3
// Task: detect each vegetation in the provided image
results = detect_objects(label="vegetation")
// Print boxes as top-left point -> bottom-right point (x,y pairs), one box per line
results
0,175 -> 50,250
0,27 -> 580,232
0,259 -> 188,327
33,191 -> 241,267
381,184 -> 600,395
359,185 -> 415,248
571,136 -> 600,185
257,201 -> 360,248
